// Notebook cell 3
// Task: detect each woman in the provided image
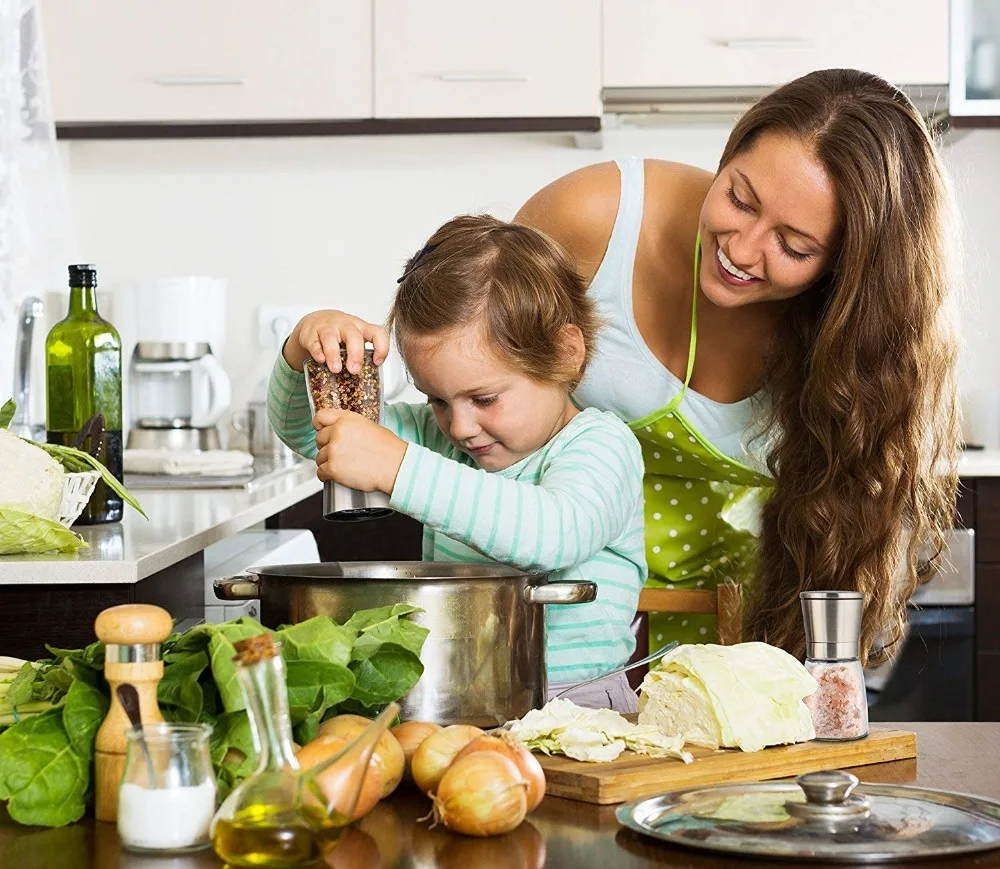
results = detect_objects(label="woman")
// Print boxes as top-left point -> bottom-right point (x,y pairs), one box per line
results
302,69 -> 960,666
515,68 -> 960,665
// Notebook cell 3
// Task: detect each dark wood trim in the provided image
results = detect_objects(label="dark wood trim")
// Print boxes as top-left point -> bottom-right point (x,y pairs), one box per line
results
55,116 -> 602,140
950,115 -> 1000,128
957,478 -> 976,528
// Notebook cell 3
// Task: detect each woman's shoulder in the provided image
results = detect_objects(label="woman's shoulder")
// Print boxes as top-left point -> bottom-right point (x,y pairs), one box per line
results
514,160 -> 712,280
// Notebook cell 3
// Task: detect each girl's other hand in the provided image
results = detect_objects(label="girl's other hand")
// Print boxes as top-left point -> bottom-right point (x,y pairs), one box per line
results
313,408 -> 407,494
284,309 -> 391,374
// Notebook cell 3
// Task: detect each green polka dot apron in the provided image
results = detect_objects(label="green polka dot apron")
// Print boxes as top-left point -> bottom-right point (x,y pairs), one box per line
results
629,238 -> 773,650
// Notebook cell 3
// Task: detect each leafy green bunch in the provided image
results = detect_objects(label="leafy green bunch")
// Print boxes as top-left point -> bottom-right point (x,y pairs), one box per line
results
0,606 -> 427,827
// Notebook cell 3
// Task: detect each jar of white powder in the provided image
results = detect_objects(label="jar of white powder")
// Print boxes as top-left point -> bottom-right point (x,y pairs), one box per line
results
118,723 -> 217,853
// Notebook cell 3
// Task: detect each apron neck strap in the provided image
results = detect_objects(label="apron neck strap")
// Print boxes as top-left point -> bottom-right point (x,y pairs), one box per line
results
667,234 -> 701,412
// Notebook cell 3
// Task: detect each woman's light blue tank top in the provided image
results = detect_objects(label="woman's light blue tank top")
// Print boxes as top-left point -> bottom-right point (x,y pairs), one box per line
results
571,156 -> 756,462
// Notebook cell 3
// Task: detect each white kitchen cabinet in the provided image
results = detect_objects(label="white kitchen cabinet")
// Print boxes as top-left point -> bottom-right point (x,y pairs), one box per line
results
950,0 -> 1000,120
603,0 -> 949,89
373,0 -> 601,119
43,0 -> 372,123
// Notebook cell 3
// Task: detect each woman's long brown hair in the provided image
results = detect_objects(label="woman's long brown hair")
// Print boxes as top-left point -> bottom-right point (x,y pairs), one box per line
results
733,70 -> 961,666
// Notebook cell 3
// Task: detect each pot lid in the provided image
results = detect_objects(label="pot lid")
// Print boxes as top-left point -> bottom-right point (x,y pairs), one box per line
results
616,770 -> 1000,863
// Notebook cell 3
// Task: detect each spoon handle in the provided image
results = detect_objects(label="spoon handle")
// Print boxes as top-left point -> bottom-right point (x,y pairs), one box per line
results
116,683 -> 157,788
552,640 -> 679,700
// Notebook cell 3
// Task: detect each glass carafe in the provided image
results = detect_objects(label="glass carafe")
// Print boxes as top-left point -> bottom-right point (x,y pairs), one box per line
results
210,633 -> 397,869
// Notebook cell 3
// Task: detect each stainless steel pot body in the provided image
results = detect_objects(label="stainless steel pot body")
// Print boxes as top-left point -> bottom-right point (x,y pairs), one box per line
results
215,561 -> 596,726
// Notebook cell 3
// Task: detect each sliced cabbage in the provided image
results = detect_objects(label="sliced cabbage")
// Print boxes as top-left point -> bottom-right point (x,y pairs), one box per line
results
638,642 -> 818,752
508,697 -> 692,763
0,508 -> 86,555
0,429 -> 65,520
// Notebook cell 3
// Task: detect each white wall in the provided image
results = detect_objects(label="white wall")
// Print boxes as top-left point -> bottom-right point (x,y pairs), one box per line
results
47,125 -> 1000,446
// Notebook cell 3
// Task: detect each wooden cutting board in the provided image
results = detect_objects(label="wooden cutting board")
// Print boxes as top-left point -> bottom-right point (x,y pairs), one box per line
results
536,728 -> 916,805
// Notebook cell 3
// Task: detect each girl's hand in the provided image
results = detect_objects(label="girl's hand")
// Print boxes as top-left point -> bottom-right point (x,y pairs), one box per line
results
313,408 -> 407,494
283,310 -> 390,375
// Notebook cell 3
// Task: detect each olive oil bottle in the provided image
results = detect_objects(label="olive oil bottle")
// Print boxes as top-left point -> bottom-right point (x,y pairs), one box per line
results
45,264 -> 123,524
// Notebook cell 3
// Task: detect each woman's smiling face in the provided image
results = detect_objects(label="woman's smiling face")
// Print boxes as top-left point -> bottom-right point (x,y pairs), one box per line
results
699,130 -> 841,308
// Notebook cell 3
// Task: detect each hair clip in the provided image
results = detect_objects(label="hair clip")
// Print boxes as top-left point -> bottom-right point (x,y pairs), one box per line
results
396,243 -> 439,284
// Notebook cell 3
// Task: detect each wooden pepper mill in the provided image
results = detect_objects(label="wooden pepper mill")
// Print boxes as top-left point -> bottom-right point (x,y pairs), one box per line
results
93,603 -> 173,822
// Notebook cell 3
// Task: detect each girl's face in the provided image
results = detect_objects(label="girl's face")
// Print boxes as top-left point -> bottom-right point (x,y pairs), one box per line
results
403,327 -> 578,471
699,130 -> 841,308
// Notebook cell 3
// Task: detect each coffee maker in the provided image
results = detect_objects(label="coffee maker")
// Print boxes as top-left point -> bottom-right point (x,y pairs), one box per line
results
126,277 -> 232,451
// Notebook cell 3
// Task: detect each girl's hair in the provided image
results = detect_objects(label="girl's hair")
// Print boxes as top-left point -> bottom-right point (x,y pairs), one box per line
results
731,69 -> 961,666
388,214 -> 598,387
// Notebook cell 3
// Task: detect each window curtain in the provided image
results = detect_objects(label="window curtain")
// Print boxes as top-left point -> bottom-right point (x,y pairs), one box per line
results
0,0 -> 74,404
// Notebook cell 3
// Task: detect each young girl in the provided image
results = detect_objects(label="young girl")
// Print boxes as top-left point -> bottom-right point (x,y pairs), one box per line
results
268,214 -> 646,711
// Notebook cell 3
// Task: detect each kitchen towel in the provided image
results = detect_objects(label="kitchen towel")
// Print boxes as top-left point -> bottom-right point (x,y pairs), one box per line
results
123,449 -> 254,476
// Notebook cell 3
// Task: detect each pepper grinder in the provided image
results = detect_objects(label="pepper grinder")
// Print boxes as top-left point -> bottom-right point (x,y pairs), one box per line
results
94,603 -> 173,822
799,591 -> 869,741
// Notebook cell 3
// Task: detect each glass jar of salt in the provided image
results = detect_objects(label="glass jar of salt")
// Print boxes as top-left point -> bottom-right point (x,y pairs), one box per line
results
799,590 -> 869,741
117,722 -> 216,853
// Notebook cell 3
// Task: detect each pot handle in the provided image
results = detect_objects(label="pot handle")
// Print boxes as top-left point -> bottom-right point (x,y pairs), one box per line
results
214,574 -> 261,601
526,581 -> 597,605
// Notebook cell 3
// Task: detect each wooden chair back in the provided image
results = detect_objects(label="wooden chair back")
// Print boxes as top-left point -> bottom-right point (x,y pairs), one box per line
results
636,579 -> 745,646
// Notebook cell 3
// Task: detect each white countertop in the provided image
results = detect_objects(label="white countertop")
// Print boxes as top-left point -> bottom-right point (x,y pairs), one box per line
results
0,463 -> 323,585
958,449 -> 1000,477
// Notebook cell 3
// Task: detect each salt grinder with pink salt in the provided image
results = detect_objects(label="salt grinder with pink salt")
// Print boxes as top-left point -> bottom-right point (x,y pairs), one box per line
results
799,590 -> 869,741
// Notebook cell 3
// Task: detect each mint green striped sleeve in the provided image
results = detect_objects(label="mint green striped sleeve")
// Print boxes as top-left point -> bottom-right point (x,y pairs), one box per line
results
267,353 -> 317,459
390,420 -> 644,573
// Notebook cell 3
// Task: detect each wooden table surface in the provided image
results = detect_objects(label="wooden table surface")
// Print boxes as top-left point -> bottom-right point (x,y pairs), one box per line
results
1,722 -> 998,869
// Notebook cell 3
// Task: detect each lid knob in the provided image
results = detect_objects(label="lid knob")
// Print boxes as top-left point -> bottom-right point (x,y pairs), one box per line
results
797,770 -> 860,805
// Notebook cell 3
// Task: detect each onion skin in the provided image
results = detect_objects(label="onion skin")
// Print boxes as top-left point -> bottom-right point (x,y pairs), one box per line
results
296,735 -> 383,821
411,724 -> 484,795
455,734 -> 546,811
433,752 -> 528,837
390,720 -> 443,784
317,714 -> 406,798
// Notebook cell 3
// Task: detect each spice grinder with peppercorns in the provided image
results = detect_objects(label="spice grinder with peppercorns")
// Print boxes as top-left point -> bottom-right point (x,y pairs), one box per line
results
304,347 -> 396,521
799,590 -> 869,741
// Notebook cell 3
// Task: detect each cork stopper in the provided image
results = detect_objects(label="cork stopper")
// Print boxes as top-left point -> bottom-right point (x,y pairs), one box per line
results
94,604 -> 172,646
234,633 -> 277,664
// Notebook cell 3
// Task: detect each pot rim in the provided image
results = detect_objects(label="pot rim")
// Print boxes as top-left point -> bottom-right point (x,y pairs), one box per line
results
245,560 -> 550,582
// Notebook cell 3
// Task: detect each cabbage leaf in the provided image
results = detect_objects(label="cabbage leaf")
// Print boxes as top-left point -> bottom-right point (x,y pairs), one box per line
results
0,508 -> 86,556
638,642 -> 818,752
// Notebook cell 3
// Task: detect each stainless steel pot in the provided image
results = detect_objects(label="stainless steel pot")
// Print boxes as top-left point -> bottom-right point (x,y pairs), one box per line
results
214,561 -> 596,726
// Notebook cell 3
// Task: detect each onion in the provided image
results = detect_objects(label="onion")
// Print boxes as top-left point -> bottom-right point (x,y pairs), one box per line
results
455,733 -> 546,811
318,714 -> 406,798
411,724 -> 484,795
390,720 -> 443,784
433,751 -> 528,837
297,735 -> 382,822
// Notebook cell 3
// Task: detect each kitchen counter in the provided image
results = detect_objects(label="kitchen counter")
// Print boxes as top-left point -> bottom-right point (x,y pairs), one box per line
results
959,448 -> 1000,476
0,461 -> 322,585
0,722 -> 997,869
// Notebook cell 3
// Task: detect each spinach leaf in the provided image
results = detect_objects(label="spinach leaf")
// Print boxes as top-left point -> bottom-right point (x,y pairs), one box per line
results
344,604 -> 422,633
207,619 -> 269,713
276,617 -> 355,667
62,680 -> 107,759
351,615 -> 429,661
348,645 -> 424,710
5,663 -> 37,708
285,661 -> 354,725
0,709 -> 90,827
158,650 -> 209,722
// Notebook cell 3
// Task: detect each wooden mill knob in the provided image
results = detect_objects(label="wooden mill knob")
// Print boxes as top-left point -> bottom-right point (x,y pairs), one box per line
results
94,604 -> 172,646
93,603 -> 172,823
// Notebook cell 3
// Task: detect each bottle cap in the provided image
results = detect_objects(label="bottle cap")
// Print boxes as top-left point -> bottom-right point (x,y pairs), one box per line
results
800,591 -> 864,660
68,264 -> 98,288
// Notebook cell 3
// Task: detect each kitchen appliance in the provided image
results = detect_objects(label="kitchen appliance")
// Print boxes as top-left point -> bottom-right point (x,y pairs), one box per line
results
10,295 -> 45,441
865,527 -> 975,721
126,277 -> 231,451
213,561 -> 597,726
616,769 -> 1000,862
231,398 -> 296,462
537,729 -> 916,805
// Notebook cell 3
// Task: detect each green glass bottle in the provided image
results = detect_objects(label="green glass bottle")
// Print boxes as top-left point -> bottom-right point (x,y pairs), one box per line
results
45,264 -> 124,524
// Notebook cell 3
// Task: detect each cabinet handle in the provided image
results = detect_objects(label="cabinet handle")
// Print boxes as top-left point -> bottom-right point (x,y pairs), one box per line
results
719,38 -> 812,50
437,72 -> 528,83
153,76 -> 245,86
